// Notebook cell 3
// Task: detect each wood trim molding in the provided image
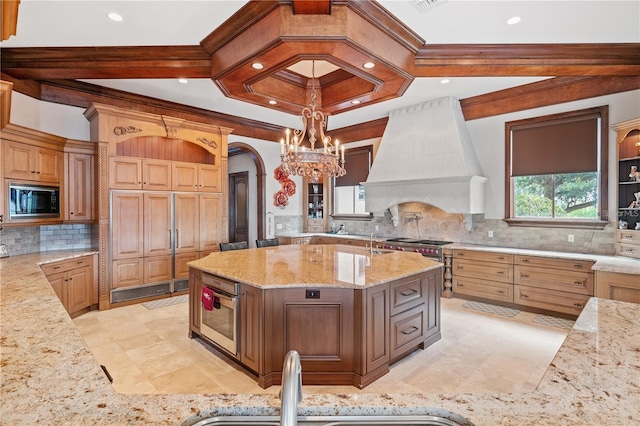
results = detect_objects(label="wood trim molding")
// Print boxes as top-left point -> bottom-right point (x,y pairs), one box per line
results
0,79 -> 12,128
1,0 -> 20,42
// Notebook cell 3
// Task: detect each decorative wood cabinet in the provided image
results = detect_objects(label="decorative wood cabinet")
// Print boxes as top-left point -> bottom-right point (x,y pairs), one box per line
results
172,162 -> 221,192
109,157 -> 172,190
612,118 -> 640,259
595,271 -> 640,304
303,178 -> 328,232
65,151 -> 95,222
452,250 -> 514,303
41,254 -> 96,318
4,140 -> 63,183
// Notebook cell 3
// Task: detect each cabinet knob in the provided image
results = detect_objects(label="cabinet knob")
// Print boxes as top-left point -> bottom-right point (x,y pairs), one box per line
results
70,212 -> 74,215
522,259 -> 530,263
573,281 -> 582,285
573,303 -> 583,308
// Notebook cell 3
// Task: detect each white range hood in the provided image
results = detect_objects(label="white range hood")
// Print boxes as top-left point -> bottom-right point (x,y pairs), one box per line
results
362,96 -> 488,229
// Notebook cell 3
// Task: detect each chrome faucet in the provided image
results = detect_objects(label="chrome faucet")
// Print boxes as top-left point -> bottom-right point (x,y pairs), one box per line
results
280,350 -> 302,426
370,233 -> 376,254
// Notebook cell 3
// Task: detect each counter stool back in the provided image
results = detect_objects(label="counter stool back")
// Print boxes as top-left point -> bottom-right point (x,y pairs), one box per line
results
256,238 -> 279,248
220,241 -> 248,251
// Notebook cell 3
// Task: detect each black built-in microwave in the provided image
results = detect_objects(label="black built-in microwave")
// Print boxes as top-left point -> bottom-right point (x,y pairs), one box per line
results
9,183 -> 60,219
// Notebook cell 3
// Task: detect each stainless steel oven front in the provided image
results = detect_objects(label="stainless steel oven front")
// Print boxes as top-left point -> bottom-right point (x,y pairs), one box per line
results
200,275 -> 238,357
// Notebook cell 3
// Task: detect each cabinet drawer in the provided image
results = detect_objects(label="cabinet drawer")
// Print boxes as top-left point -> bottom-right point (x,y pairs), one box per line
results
41,256 -> 91,275
617,229 -> 640,245
616,242 -> 640,259
390,304 -> 425,361
514,255 -> 594,272
390,275 -> 426,316
453,276 -> 513,303
514,265 -> 594,295
453,259 -> 513,283
453,249 -> 513,264
514,285 -> 590,316
112,258 -> 144,288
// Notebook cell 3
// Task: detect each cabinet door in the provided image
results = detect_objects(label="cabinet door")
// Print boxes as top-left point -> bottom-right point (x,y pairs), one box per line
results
3,141 -> 34,180
172,162 -> 199,191
66,266 -> 93,315
47,271 -> 68,310
240,284 -> 262,373
111,192 -> 144,259
199,193 -> 221,252
144,255 -> 173,283
112,258 -> 144,288
198,164 -> 222,192
174,252 -> 199,279
109,157 -> 142,189
365,284 -> 389,373
174,193 -> 200,253
35,147 -> 63,183
143,192 -> 172,256
142,159 -> 172,190
66,153 -> 94,221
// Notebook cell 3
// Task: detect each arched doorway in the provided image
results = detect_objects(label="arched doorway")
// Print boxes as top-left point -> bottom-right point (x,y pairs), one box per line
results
227,142 -> 267,242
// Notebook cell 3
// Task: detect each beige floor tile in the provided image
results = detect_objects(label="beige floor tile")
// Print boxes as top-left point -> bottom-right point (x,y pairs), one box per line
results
73,296 -> 569,396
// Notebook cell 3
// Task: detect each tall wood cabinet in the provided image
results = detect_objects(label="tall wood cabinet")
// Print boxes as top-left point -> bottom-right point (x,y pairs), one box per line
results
84,102 -> 233,309
303,177 -> 328,232
612,118 -> 640,259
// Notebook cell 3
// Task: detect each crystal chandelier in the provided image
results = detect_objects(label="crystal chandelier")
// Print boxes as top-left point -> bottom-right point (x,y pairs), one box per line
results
280,61 -> 346,184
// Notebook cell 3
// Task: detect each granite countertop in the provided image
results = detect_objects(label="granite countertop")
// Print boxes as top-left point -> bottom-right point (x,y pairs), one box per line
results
188,244 -> 442,288
2,250 -> 639,425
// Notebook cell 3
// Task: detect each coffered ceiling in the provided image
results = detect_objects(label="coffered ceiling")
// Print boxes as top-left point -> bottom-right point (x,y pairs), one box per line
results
1,0 -> 639,142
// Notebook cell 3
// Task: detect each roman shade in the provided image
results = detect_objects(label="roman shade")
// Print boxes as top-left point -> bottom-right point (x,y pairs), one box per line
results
510,113 -> 600,177
335,146 -> 372,187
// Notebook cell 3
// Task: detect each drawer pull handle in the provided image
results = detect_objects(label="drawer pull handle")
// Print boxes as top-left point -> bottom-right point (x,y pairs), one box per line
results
574,264 -> 583,269
521,274 -> 529,278
457,284 -> 464,288
521,259 -> 530,263
521,294 -> 529,299
458,252 -> 464,256
401,326 -> 419,335
400,289 -> 418,297
573,303 -> 583,307
53,266 -> 61,269
457,266 -> 464,270
497,271 -> 505,275
497,290 -> 505,294
497,256 -> 505,260
77,261 -> 84,265
574,281 -> 582,285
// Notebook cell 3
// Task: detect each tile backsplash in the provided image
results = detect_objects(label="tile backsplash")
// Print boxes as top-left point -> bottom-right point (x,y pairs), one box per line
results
0,224 -> 95,256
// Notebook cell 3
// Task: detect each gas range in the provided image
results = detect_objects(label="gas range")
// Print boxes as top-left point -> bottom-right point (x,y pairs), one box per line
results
381,237 -> 452,261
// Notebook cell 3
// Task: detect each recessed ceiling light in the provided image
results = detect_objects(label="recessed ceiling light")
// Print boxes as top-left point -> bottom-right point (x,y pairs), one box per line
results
363,62 -> 375,69
268,100 -> 277,105
252,63 -> 264,70
440,79 -> 450,84
178,78 -> 188,84
108,12 -> 123,22
507,16 -> 521,25
351,100 -> 361,105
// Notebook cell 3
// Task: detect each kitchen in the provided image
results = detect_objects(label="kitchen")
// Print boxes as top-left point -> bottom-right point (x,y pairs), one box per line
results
1,1 -> 640,425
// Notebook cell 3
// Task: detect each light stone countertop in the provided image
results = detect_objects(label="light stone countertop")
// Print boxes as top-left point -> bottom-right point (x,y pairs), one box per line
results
1,249 -> 639,425
188,244 -> 442,288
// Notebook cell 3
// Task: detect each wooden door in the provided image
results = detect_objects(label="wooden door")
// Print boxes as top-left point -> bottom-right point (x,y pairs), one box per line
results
35,147 -> 62,183
111,191 -> 144,259
199,193 -> 222,252
47,272 -> 68,310
4,141 -> 35,180
174,193 -> 199,253
199,164 -> 222,192
109,157 -> 142,189
66,153 -> 94,221
142,159 -> 172,190
143,192 -> 172,256
66,266 -> 92,315
229,171 -> 249,244
172,162 -> 199,191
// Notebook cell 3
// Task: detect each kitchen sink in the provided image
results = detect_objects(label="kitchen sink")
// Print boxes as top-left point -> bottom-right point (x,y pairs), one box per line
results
184,415 -> 470,426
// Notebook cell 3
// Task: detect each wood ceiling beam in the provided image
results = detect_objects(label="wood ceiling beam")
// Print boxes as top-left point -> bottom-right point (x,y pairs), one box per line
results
414,44 -> 640,76
292,0 -> 331,15
0,46 -> 212,79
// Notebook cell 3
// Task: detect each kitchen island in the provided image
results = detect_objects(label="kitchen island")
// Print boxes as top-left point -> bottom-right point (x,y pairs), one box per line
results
1,249 -> 638,425
187,244 -> 443,388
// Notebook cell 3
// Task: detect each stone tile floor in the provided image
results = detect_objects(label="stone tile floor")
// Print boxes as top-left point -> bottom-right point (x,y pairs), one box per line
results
73,297 -> 568,395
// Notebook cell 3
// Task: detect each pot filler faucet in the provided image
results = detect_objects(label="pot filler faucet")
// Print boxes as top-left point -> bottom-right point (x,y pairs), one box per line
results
280,350 -> 303,426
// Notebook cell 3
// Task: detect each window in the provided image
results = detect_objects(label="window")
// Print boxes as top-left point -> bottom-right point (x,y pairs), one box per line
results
505,106 -> 608,228
332,146 -> 373,219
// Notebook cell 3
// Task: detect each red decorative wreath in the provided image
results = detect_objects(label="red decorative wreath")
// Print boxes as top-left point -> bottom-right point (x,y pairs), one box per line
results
273,166 -> 296,208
